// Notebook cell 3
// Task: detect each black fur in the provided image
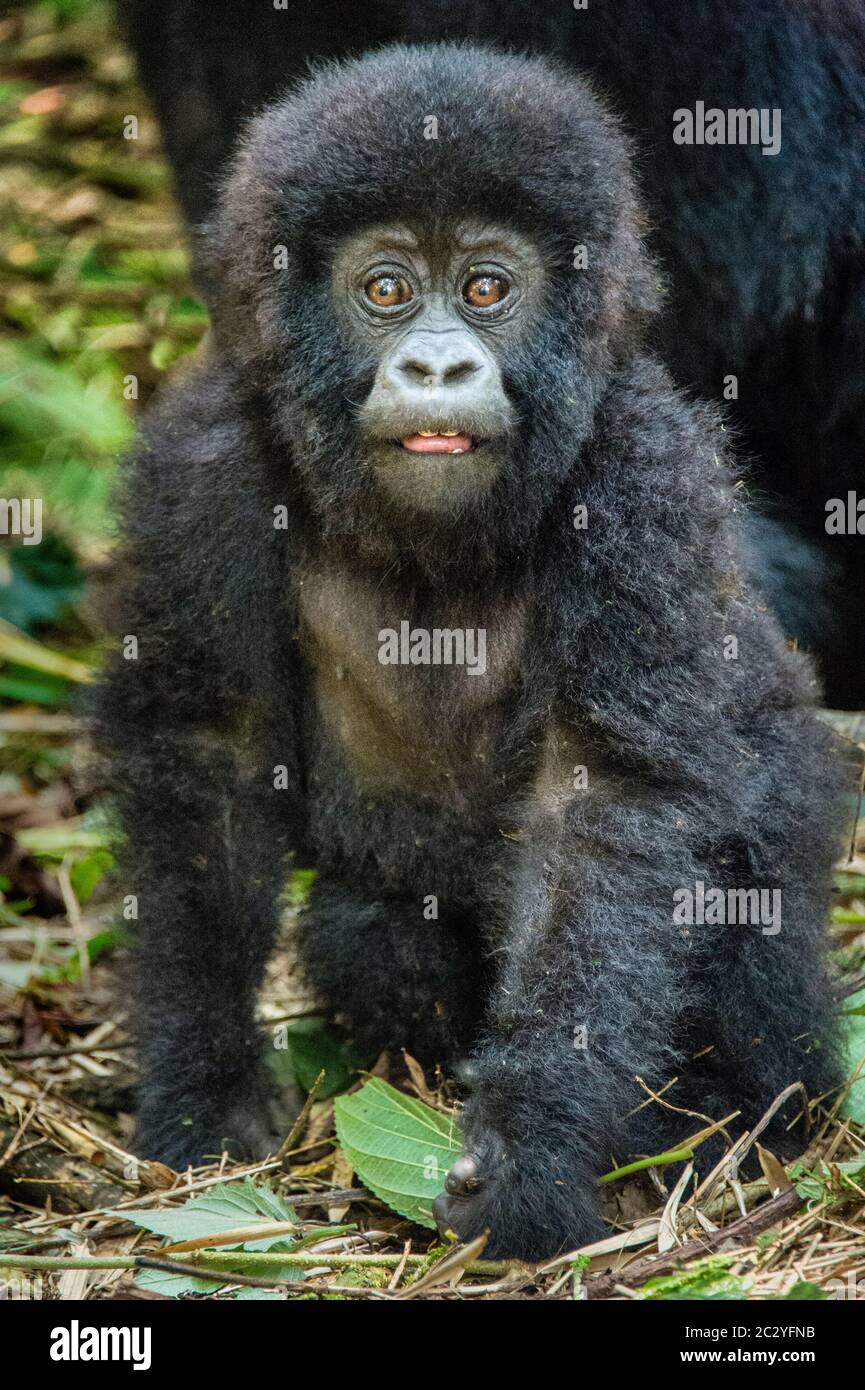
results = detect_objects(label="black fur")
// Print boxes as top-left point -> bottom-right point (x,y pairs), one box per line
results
118,0 -> 865,706
115,0 -> 402,228
96,46 -> 846,1260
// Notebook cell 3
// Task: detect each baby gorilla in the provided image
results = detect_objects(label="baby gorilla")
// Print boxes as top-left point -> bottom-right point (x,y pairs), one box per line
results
96,45 -> 846,1260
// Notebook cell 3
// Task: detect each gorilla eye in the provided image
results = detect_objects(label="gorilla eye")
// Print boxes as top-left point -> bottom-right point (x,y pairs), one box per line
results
365,273 -> 413,308
463,273 -> 509,308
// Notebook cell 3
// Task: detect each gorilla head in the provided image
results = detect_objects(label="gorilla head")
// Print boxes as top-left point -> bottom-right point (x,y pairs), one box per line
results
209,44 -> 658,551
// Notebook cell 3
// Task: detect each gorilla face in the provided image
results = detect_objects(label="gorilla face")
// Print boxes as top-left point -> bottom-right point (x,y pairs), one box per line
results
332,219 -> 546,514
210,44 -> 659,560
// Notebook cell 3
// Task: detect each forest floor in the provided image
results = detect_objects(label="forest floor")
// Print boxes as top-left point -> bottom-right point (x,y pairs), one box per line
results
0,0 -> 864,1302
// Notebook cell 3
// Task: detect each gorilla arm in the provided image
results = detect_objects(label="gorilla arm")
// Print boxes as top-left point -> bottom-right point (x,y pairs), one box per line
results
435,764 -> 699,1258
434,365 -> 843,1259
94,367 -> 305,1168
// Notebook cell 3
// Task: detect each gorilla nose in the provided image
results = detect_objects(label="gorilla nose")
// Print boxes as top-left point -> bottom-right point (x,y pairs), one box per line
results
389,335 -> 487,391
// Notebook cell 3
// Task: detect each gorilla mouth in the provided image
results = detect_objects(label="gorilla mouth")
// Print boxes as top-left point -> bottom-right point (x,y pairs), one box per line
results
401,432 -> 476,454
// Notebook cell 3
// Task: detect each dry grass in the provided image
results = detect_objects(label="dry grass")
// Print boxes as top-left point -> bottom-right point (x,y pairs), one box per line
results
0,1022 -> 863,1300
1,833 -> 863,1300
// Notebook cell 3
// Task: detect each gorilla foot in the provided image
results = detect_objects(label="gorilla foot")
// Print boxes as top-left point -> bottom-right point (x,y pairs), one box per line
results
137,1079 -> 302,1170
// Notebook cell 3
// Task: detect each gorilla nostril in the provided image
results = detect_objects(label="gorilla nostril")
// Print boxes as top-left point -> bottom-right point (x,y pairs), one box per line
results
445,1154 -> 482,1195
396,355 -> 483,389
399,358 -> 438,386
442,358 -> 481,385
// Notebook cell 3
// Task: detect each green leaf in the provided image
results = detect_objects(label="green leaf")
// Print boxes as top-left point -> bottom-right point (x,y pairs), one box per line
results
134,1266 -> 223,1297
635,1257 -> 749,1301
69,848 -> 114,904
286,868 -> 316,907
793,1155 -> 865,1205
793,1174 -> 826,1204
334,1077 -> 462,1229
266,1016 -> 371,1100
136,1258 -> 304,1299
0,342 -> 130,458
149,337 -> 180,372
55,928 -> 121,983
780,1281 -> 828,1301
0,669 -> 72,706
0,536 -> 85,633
115,1178 -> 297,1251
570,1254 -> 590,1300
840,989 -> 865,1126
834,872 -> 865,895
0,898 -> 31,927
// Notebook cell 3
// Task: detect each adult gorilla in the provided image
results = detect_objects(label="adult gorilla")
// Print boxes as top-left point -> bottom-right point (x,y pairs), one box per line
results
117,0 -> 865,707
96,45 -> 845,1260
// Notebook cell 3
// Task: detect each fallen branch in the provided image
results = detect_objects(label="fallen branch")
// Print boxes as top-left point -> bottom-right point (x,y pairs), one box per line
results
0,1248 -> 514,1278
584,1188 -> 803,1299
0,1115 -> 130,1213
135,1255 -> 292,1290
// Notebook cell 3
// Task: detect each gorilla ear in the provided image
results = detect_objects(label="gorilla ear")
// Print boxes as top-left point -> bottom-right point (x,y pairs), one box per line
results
197,142 -> 287,375
600,205 -> 663,356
